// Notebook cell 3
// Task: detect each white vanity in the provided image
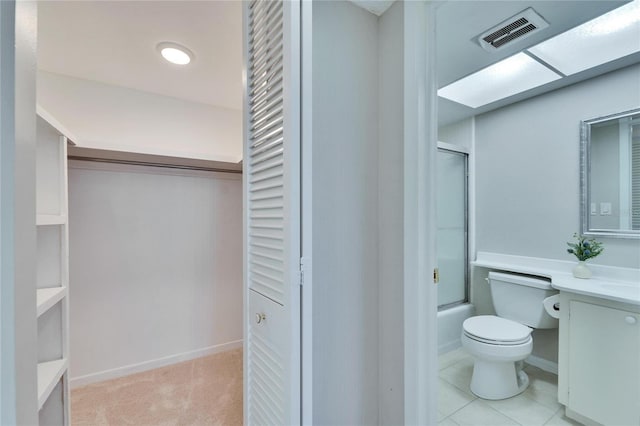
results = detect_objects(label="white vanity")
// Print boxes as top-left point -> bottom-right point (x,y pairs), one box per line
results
554,277 -> 640,426
473,252 -> 640,426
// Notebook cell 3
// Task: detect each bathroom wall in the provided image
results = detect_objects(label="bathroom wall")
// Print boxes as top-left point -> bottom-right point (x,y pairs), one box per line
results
311,2 -> 380,423
475,64 -> 640,269
38,71 -> 242,163
68,161 -> 242,385
472,64 -> 640,364
439,117 -> 473,151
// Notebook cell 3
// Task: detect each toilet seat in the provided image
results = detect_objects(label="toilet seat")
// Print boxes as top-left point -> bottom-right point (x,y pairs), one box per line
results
463,315 -> 532,346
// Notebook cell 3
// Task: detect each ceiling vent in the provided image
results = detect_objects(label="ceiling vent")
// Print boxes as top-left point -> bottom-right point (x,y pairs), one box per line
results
478,8 -> 549,52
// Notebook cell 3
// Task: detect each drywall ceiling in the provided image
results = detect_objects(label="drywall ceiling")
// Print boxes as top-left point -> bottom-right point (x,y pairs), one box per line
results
38,1 -> 242,111
38,0 -> 637,152
437,0 -> 636,127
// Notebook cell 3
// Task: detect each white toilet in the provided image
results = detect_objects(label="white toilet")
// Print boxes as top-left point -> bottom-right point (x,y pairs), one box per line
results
461,271 -> 558,400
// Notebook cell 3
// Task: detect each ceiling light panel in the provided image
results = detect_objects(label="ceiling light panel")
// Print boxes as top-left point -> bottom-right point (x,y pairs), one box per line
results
528,0 -> 640,75
438,53 -> 562,108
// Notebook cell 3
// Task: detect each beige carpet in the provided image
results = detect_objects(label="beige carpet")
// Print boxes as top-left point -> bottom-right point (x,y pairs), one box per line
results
71,349 -> 243,426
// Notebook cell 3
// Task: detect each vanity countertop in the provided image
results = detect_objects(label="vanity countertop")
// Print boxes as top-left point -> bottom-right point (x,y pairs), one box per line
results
472,252 -> 640,306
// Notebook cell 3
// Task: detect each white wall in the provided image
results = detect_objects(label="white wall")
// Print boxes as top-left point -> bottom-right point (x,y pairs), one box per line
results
38,71 -> 242,163
475,64 -> 640,269
473,64 -> 640,363
439,118 -> 473,151
311,2 -> 379,424
378,2 -> 404,424
68,161 -> 242,384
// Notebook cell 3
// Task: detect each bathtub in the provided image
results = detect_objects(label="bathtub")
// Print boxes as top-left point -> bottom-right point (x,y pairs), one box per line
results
438,303 -> 475,354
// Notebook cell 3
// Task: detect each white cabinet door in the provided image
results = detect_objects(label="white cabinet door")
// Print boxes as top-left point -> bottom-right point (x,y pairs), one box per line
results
243,0 -> 301,424
568,301 -> 640,426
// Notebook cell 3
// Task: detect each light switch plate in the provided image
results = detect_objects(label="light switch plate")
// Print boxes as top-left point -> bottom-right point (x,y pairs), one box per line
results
600,202 -> 612,215
591,203 -> 597,215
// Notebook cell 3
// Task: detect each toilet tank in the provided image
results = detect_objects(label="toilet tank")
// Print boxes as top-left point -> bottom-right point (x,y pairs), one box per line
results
488,271 -> 559,329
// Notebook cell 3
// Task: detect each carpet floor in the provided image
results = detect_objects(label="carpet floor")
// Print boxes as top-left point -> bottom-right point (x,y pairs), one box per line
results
71,349 -> 243,426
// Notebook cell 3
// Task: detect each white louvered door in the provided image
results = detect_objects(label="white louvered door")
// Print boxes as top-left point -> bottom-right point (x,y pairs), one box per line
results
243,0 -> 301,425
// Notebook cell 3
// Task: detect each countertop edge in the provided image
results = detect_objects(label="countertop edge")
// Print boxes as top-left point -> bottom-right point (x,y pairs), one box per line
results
472,252 -> 640,306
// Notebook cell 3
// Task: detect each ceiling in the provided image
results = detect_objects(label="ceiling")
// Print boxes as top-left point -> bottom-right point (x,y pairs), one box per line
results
436,0 -> 636,126
38,1 -> 637,143
38,1 -> 243,111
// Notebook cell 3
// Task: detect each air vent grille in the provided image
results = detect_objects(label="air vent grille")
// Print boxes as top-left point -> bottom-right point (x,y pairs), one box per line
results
483,17 -> 529,44
491,24 -> 538,48
478,8 -> 548,52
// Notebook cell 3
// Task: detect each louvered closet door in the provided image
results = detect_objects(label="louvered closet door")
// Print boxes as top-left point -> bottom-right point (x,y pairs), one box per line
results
243,1 -> 301,425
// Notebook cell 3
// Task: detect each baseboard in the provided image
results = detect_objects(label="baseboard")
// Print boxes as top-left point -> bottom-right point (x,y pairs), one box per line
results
70,339 -> 243,389
525,354 -> 558,375
565,408 -> 599,426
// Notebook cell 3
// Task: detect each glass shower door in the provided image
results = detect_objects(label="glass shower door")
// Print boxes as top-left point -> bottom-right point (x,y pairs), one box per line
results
437,148 -> 468,308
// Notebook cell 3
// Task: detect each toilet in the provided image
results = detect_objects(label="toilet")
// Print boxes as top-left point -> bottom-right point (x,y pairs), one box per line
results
461,271 -> 558,400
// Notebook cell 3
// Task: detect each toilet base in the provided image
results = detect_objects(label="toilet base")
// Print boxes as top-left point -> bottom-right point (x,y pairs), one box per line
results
470,359 -> 529,400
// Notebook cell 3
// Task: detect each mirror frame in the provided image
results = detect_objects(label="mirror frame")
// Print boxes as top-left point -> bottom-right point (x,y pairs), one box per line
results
580,107 -> 640,239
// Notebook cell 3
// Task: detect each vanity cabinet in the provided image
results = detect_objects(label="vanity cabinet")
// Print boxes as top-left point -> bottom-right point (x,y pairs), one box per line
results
558,292 -> 640,426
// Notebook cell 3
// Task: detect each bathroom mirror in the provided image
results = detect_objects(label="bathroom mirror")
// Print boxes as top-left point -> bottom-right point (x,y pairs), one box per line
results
581,108 -> 640,238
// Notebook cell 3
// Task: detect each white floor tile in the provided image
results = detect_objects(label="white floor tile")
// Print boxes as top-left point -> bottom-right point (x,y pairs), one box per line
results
438,352 -> 569,426
450,399 -> 520,426
438,379 -> 475,420
523,366 -> 561,411
438,416 -> 461,426
485,393 -> 558,426
439,358 -> 475,397
439,348 -> 471,371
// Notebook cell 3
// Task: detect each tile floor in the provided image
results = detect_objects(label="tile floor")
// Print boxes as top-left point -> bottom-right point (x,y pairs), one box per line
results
438,348 -> 582,426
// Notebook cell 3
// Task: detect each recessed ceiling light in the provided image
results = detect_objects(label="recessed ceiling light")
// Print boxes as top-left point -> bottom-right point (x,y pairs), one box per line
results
157,42 -> 194,65
527,0 -> 640,75
438,52 -> 562,108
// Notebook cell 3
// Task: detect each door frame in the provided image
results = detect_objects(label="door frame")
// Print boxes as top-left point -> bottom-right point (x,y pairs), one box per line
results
403,2 -> 439,425
1,1 -> 38,424
300,0 -> 313,423
0,1 -> 17,421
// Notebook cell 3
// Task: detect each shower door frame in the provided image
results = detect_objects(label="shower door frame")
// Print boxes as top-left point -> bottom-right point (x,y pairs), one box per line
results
437,142 -> 469,310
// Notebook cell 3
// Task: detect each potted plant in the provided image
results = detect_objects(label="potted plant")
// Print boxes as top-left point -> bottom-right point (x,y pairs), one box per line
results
567,233 -> 604,279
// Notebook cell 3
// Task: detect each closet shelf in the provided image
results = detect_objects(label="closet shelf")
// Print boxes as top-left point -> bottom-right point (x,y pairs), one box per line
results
36,214 -> 67,226
37,287 -> 66,317
37,358 -> 68,410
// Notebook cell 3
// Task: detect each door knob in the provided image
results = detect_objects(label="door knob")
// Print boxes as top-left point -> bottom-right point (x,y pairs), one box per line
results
625,315 -> 637,325
256,313 -> 266,324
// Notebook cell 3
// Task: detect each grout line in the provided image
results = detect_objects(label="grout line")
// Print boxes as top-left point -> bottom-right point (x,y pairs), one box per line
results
442,397 -> 477,424
439,350 -> 562,426
479,399 -> 526,426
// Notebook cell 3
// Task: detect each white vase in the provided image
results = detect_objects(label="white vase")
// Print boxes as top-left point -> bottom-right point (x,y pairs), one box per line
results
573,261 -> 592,279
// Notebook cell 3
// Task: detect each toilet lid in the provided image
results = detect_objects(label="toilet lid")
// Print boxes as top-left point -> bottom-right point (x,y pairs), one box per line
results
463,315 -> 532,344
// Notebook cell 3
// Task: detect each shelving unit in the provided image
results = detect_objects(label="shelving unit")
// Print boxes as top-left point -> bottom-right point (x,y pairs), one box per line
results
36,214 -> 67,226
36,113 -> 70,425
37,359 -> 69,410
